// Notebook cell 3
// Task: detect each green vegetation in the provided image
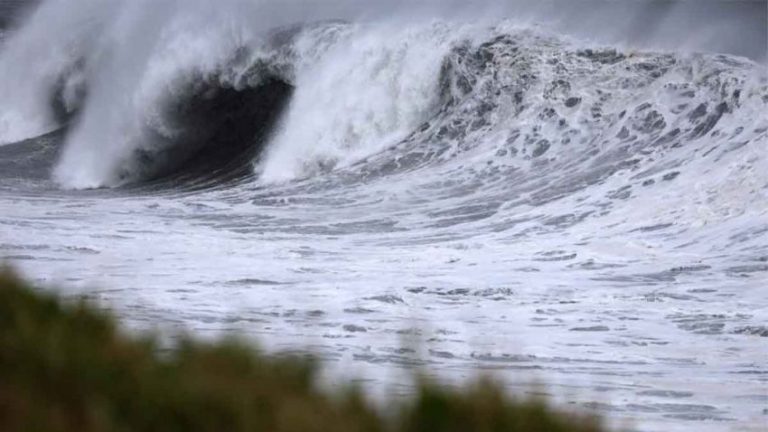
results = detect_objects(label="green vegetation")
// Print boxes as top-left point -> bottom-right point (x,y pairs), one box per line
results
0,269 -> 605,432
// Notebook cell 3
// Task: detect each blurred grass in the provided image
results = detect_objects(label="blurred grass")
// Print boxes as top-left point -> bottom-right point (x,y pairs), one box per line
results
0,269 -> 605,432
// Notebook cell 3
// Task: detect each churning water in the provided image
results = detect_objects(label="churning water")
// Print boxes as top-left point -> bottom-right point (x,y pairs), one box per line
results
1,1 -> 766,430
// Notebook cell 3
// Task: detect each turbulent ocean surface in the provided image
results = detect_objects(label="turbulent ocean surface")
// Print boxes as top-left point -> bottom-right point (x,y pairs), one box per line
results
1,1 -> 766,430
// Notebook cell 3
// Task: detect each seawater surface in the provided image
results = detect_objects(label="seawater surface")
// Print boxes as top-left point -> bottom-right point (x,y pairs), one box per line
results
0,1 -> 766,431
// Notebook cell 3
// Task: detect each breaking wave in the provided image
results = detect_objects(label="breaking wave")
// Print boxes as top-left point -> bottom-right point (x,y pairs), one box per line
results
0,0 -> 765,192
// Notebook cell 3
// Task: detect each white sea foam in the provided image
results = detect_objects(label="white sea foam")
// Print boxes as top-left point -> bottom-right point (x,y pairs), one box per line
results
0,2 -> 766,431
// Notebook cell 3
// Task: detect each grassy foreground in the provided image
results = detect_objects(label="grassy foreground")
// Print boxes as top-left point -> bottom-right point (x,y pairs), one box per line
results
0,270 -> 605,432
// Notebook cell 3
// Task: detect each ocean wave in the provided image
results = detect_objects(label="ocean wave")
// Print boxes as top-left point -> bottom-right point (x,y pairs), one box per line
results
0,0 -> 765,194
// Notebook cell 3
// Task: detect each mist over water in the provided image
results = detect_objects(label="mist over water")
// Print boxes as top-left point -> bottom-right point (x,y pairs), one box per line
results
0,1 -> 766,431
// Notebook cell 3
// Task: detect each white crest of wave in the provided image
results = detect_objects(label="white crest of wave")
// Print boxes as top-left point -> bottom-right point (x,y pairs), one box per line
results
54,0 -> 263,188
0,0 -> 386,188
258,21 -> 469,183
0,0 -> 763,188
0,0 -> 113,145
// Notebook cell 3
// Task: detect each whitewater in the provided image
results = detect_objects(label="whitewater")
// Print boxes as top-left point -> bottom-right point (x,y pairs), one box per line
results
0,0 -> 766,430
